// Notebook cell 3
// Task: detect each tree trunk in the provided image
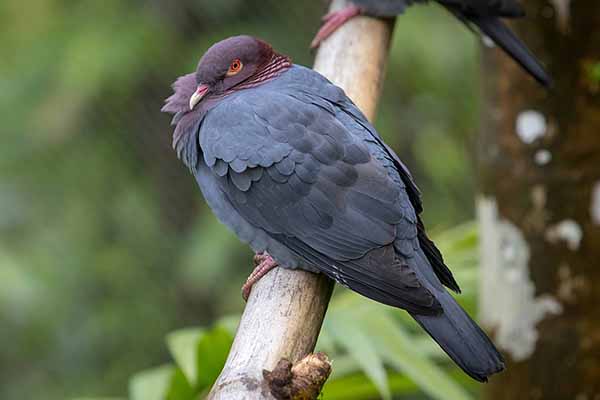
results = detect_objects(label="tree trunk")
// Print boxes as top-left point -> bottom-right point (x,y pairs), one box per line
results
207,1 -> 395,398
478,2 -> 600,399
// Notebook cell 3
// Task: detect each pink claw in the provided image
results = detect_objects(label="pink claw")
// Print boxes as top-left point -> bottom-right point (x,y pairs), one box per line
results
241,252 -> 279,301
310,5 -> 363,49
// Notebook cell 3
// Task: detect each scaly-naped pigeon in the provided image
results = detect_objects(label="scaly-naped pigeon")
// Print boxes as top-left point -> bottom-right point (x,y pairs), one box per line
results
312,0 -> 550,86
162,35 -> 504,381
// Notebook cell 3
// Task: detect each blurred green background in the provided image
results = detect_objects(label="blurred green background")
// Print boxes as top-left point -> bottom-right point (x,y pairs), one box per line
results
0,1 -> 483,399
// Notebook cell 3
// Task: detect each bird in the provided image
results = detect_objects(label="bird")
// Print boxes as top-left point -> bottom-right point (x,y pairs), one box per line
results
311,0 -> 551,87
162,35 -> 505,382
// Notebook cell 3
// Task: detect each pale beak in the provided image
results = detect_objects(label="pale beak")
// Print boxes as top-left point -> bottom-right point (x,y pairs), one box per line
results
189,84 -> 209,110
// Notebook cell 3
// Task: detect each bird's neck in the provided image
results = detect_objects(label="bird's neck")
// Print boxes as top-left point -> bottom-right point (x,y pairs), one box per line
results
236,53 -> 292,90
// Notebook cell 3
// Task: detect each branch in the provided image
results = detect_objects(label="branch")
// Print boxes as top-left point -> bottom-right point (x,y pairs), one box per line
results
208,1 -> 394,398
313,0 -> 394,121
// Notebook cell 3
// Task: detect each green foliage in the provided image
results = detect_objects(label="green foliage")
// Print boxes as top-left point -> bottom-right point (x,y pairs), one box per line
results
1,1 -> 480,399
129,365 -> 180,400
122,325 -> 233,400
84,223 -> 479,400
166,328 -> 206,386
326,309 -> 392,399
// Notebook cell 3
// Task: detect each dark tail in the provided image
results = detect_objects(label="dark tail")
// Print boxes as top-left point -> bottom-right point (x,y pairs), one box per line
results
469,16 -> 551,87
408,250 -> 505,382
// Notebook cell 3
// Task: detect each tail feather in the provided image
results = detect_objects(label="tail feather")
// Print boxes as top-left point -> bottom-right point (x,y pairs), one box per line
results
469,16 -> 551,87
410,292 -> 505,381
417,218 -> 461,293
408,250 -> 505,381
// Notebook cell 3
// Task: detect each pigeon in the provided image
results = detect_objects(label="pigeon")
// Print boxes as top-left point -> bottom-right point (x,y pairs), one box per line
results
162,35 -> 504,382
311,0 -> 551,86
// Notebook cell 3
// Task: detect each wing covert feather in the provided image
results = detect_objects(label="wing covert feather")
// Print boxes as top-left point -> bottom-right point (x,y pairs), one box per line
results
199,88 -> 439,311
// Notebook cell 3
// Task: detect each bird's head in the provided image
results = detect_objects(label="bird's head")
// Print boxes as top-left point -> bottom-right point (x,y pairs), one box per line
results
162,35 -> 291,168
163,35 -> 291,116
191,35 -> 280,109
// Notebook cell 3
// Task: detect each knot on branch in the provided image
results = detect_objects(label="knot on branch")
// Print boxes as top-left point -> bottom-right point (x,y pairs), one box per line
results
263,352 -> 331,400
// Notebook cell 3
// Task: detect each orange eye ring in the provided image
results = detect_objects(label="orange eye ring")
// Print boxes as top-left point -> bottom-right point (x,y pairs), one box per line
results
226,59 -> 243,76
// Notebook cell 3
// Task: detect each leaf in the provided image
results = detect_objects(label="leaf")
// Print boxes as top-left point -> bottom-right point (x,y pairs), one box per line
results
166,368 -> 195,400
325,310 -> 391,400
128,365 -> 194,400
195,326 -> 234,390
129,365 -> 174,400
322,372 -> 418,400
166,328 -> 206,386
166,326 -> 233,392
363,312 -> 473,400
326,355 -> 363,380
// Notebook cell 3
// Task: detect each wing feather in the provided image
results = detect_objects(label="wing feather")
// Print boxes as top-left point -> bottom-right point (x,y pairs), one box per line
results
199,89 -> 440,311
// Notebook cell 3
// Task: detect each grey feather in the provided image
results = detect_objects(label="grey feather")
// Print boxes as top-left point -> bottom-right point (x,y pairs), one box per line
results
194,67 -> 440,311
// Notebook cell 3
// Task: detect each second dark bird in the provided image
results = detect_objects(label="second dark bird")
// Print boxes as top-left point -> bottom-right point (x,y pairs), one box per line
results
312,0 -> 551,86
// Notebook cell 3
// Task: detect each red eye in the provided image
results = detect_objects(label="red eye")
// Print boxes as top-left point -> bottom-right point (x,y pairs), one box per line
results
226,59 -> 243,76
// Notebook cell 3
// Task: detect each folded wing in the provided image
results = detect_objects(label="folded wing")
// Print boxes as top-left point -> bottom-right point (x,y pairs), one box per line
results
199,89 -> 441,314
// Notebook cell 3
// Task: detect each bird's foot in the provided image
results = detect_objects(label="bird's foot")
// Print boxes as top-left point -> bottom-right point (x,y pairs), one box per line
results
242,252 -> 279,301
310,5 -> 363,49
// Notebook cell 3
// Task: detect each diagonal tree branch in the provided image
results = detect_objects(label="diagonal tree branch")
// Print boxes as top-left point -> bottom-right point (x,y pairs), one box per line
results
208,1 -> 395,398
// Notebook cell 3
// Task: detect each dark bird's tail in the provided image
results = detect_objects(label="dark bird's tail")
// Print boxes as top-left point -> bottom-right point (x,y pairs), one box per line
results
408,250 -> 505,382
469,16 -> 551,87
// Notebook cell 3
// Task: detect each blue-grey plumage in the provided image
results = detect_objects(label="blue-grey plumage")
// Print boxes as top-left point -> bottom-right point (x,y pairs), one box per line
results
162,35 -> 504,382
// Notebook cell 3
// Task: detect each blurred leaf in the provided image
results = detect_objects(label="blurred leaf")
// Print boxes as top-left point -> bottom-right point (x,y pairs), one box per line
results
325,310 -> 391,400
129,365 -> 174,400
326,355 -> 363,380
166,326 -> 233,392
433,222 -> 478,257
166,328 -> 206,386
167,368 -> 195,400
129,365 -> 194,400
196,326 -> 234,390
365,312 -> 473,400
323,371 -> 418,400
